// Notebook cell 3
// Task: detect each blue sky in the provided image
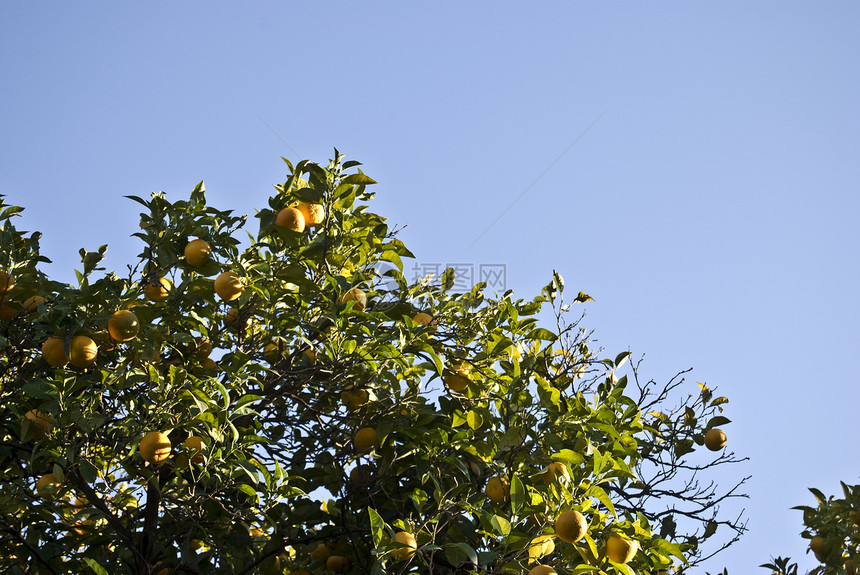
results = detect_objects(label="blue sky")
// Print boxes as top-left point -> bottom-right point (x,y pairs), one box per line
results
2,2 -> 859,573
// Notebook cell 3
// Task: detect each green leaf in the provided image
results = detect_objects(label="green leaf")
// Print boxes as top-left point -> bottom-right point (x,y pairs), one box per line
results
585,484 -> 616,519
552,449 -> 585,466
510,474 -> 526,515
651,537 -> 690,566
706,416 -> 732,428
466,410 -> 483,430
526,328 -> 557,342
443,542 -> 478,566
490,514 -> 511,536
83,558 -> 110,575
342,173 -> 378,185
368,508 -> 385,548
79,459 -> 98,484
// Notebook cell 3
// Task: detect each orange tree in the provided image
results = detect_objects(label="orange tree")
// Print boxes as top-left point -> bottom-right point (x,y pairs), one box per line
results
761,483 -> 860,575
0,151 -> 747,575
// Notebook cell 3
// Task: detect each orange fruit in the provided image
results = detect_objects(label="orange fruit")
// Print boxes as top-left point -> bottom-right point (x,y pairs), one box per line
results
139,431 -> 172,464
296,202 -> 325,227
392,531 -> 417,560
304,348 -> 317,364
528,565 -> 558,575
36,473 -> 61,498
214,271 -> 243,301
810,536 -> 826,554
528,535 -> 555,561
543,462 -> 570,485
23,410 -> 52,439
199,358 -> 218,372
263,343 -> 281,363
42,337 -> 69,367
22,295 -> 45,316
704,428 -> 727,451
184,239 -> 211,267
275,207 -> 306,232
181,436 -> 204,464
194,337 -> 212,359
339,287 -> 367,311
349,465 -> 372,487
0,271 -> 14,294
69,336 -> 98,368
485,475 -> 510,503
0,304 -> 15,321
310,542 -> 331,562
144,277 -> 172,302
341,389 -> 369,411
108,310 -> 140,342
353,427 -> 380,453
555,510 -> 587,543
444,364 -> 471,392
225,307 -> 244,330
606,534 -> 638,564
326,555 -> 350,574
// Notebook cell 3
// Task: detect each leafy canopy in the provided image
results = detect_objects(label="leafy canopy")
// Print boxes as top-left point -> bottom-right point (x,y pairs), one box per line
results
0,151 -> 745,575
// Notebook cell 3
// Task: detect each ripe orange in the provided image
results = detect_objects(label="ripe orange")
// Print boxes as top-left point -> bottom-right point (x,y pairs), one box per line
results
0,271 -> 14,294
528,565 -> 558,575
139,431 -> 172,464
353,427 -> 380,453
704,428 -> 727,451
339,287 -> 367,311
326,555 -> 350,574
108,310 -> 140,342
527,535 -> 555,562
606,534 -> 638,564
144,277 -> 172,302
182,436 -> 205,464
555,510 -> 587,543
23,410 -> 52,439
341,389 -> 369,411
392,531 -> 417,560
304,348 -> 317,364
349,465 -> 372,487
225,307 -> 244,330
275,207 -> 306,232
310,542 -> 332,562
485,475 -> 510,503
184,239 -> 211,267
444,364 -> 471,392
199,358 -> 218,372
297,202 -> 325,227
263,343 -> 279,363
0,304 -> 15,321
194,337 -> 212,359
214,271 -> 243,301
543,462 -> 570,485
810,535 -> 826,554
22,295 -> 45,316
42,337 -> 69,367
69,335 -> 98,368
36,473 -> 61,498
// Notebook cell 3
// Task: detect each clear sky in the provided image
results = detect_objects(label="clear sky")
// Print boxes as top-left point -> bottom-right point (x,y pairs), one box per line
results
2,2 -> 859,573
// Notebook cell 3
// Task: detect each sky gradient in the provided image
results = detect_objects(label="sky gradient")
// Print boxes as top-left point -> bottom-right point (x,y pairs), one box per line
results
2,3 -> 859,573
